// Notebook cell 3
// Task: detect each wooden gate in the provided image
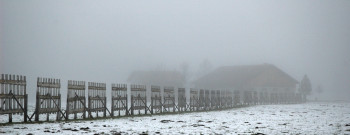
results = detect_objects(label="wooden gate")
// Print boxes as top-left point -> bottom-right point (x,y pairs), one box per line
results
150,85 -> 162,114
34,77 -> 64,121
233,90 -> 240,105
253,91 -> 258,104
220,90 -> 226,108
278,92 -> 283,104
0,74 -> 28,123
66,80 -> 86,120
178,88 -> 187,112
88,82 -> 107,118
163,86 -> 176,112
111,84 -> 128,117
210,90 -> 216,110
258,91 -> 264,104
264,91 -> 269,104
130,84 -> 149,115
243,91 -> 253,105
211,90 -> 220,110
270,92 -> 277,104
189,88 -> 198,111
226,90 -> 233,107
205,90 -> 210,110
198,89 -> 205,111
216,90 -> 221,109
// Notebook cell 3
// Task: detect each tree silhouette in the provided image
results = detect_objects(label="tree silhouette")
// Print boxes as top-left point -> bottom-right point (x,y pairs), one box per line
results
300,74 -> 312,102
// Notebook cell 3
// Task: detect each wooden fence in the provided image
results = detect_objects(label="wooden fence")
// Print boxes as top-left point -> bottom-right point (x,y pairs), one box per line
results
0,74 -> 28,122
163,86 -> 176,112
178,88 -> 186,112
234,90 -> 240,105
111,83 -> 128,117
210,90 -> 219,110
199,89 -> 205,111
130,84 -> 149,115
190,88 -> 199,111
151,85 -> 162,114
34,77 -> 63,121
0,74 -> 304,123
204,90 -> 210,110
88,82 -> 107,118
66,80 -> 86,120
226,90 -> 233,107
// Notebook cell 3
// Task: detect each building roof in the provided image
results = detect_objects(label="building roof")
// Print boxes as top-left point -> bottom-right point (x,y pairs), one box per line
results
193,64 -> 298,89
127,70 -> 185,87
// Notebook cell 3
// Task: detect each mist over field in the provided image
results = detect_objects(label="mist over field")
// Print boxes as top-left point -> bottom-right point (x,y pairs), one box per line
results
1,0 -> 350,104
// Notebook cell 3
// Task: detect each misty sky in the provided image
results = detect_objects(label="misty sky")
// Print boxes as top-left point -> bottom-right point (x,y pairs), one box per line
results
1,0 -> 349,101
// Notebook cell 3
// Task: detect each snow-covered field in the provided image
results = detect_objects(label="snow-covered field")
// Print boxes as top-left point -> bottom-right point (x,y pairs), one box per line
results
1,102 -> 350,134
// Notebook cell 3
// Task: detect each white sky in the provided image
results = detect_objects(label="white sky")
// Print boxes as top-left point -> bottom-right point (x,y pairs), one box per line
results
1,0 -> 349,101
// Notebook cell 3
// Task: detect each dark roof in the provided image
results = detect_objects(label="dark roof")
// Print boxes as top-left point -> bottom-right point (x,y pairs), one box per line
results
127,70 -> 185,87
193,64 -> 298,89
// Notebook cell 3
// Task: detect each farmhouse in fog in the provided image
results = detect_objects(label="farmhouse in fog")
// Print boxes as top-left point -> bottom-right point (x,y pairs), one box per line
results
193,64 -> 301,104
127,70 -> 185,87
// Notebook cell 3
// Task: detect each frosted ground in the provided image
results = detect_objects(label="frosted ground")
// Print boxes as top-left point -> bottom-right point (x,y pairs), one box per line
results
1,102 -> 350,134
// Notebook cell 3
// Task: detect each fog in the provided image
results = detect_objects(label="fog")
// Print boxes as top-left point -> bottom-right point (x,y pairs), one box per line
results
1,0 -> 349,102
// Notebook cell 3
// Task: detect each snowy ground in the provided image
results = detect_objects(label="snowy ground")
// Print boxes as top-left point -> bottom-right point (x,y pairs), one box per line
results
1,102 -> 350,134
